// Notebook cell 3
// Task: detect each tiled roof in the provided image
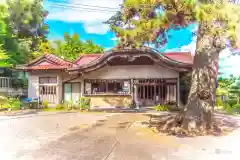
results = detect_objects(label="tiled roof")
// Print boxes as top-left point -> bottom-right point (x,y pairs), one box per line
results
164,52 -> 193,64
41,54 -> 73,66
22,65 -> 67,70
74,52 -> 193,66
18,51 -> 193,71
27,53 -> 73,67
19,53 -> 74,70
75,54 -> 102,66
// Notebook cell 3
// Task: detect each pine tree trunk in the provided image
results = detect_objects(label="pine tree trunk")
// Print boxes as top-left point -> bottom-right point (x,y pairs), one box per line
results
181,22 -> 223,132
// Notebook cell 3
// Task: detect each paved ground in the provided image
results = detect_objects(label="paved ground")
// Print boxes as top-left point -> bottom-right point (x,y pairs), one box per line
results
0,111 -> 240,160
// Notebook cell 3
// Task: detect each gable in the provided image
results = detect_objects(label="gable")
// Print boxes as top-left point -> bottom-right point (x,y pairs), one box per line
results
16,54 -> 74,71
37,61 -> 53,66
31,58 -> 59,67
75,54 -> 102,66
26,54 -> 73,67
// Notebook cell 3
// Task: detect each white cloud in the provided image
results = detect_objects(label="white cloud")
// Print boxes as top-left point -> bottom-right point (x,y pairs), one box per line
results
180,40 -> 197,55
0,0 -> 6,4
46,0 -> 123,34
111,37 -> 118,41
164,48 -> 181,52
83,23 -> 109,35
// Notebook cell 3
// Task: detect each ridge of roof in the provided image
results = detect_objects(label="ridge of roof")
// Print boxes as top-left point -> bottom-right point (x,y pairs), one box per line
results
44,54 -> 73,66
75,54 -> 103,62
75,54 -> 103,65
74,51 -> 193,66
27,53 -> 74,67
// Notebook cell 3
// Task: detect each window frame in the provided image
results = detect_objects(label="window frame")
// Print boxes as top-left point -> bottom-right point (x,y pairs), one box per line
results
84,79 -> 131,95
39,76 -> 57,84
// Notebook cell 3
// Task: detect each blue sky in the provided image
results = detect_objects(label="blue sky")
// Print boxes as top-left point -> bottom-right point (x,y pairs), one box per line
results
0,0 -> 238,77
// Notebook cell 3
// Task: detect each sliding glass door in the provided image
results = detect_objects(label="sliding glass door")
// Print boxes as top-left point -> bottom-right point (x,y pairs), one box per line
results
64,83 -> 72,102
64,83 -> 81,104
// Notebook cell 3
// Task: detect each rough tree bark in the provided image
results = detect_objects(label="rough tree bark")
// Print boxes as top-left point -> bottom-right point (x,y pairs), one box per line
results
181,22 -> 224,133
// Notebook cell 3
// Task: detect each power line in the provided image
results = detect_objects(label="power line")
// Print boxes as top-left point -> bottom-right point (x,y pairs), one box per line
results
48,1 -> 121,10
47,1 -> 154,11
49,3 -> 119,13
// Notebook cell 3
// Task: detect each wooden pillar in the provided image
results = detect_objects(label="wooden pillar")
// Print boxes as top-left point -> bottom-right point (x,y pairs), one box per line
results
57,75 -> 62,104
166,85 -> 169,103
154,85 -> 156,103
177,77 -> 180,107
80,79 -> 84,97
132,79 -> 140,109
131,79 -> 134,102
134,85 -> 139,109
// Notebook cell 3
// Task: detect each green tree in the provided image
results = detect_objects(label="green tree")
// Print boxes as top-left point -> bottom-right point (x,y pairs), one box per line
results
47,33 -> 104,61
229,79 -> 240,103
0,0 -> 49,65
218,75 -> 237,89
6,0 -> 49,50
0,44 -> 10,67
108,0 -> 240,133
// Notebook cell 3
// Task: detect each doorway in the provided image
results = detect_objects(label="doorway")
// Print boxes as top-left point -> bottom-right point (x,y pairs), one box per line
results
134,78 -> 177,106
137,84 -> 167,106
39,85 -> 57,104
64,82 -> 81,104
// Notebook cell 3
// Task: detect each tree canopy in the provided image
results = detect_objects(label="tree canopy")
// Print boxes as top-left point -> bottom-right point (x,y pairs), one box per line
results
108,0 -> 240,50
0,0 -> 48,67
34,32 -> 104,61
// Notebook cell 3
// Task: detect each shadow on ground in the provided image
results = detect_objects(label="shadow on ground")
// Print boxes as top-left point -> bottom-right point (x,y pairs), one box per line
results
141,112 -> 240,137
89,107 -> 154,113
0,109 -> 42,116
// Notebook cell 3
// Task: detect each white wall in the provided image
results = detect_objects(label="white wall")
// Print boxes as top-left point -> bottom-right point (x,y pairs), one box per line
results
27,72 -> 65,103
28,73 -> 39,99
81,65 -> 179,79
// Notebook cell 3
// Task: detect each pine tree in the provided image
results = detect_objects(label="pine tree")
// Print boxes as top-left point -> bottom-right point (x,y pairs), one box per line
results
107,0 -> 240,134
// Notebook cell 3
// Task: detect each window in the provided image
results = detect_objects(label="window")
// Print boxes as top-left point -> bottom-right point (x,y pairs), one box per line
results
39,86 -> 56,95
92,82 -> 107,94
84,79 -> 130,95
39,77 -> 57,84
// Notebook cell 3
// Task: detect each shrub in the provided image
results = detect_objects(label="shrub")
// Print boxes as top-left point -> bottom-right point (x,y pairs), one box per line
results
6,97 -> 22,110
226,98 -> 238,107
233,103 -> 240,109
154,104 -> 169,111
63,101 -> 73,110
42,100 -> 49,108
56,103 -> 65,110
28,101 -> 38,109
0,96 -> 8,105
216,97 -> 223,106
231,104 -> 240,114
123,98 -> 132,107
79,97 -> 90,110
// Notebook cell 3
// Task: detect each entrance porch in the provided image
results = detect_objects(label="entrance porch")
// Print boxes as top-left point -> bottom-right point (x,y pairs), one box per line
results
133,78 -> 178,106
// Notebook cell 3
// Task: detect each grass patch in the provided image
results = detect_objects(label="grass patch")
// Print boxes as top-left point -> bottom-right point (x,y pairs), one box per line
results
41,108 -> 68,112
220,104 -> 240,116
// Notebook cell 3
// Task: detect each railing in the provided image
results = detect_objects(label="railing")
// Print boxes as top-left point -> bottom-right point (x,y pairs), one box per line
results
0,77 -> 27,96
0,77 -> 12,89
